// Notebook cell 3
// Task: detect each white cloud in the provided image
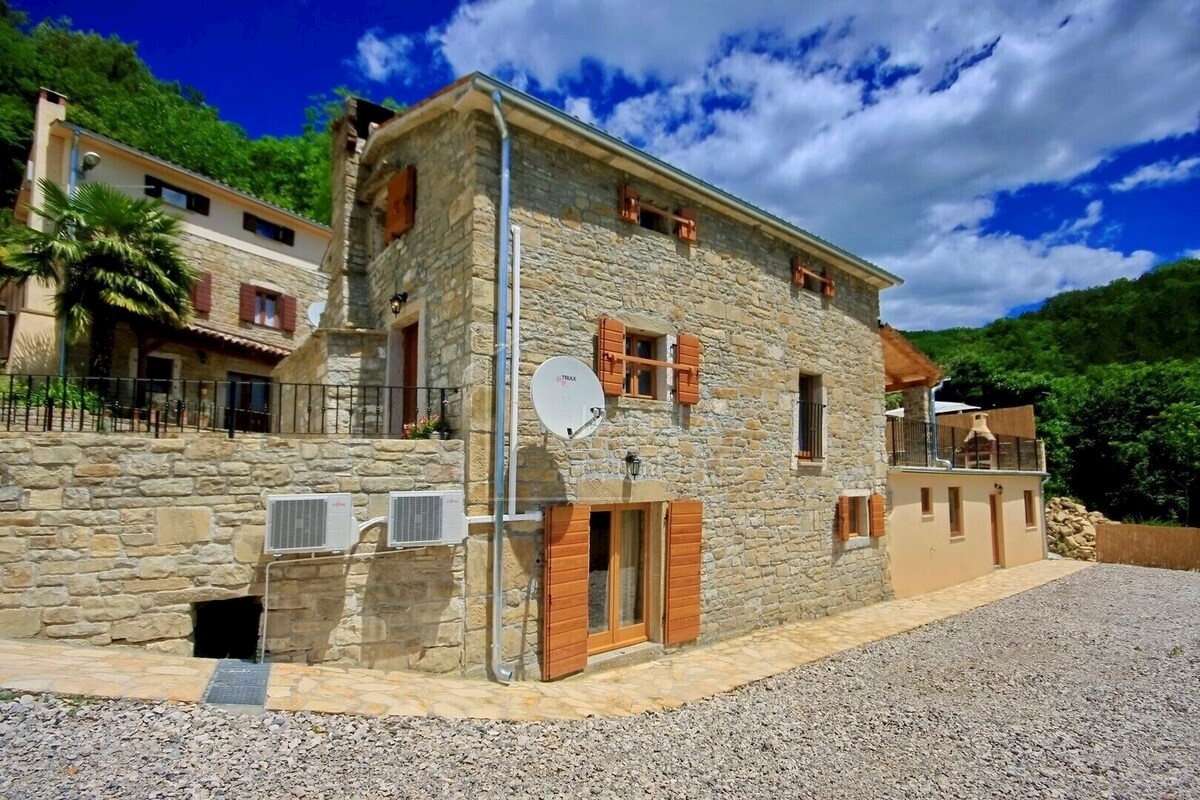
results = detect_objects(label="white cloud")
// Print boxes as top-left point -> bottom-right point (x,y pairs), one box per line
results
367,0 -> 1200,327
354,30 -> 415,83
1111,156 -> 1200,192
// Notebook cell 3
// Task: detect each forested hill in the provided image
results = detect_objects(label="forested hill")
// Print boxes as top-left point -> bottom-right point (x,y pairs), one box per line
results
0,5 -> 398,224
906,258 -> 1200,377
901,258 -> 1199,527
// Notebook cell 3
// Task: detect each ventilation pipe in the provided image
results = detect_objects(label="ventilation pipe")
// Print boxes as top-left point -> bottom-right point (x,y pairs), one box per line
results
930,380 -> 953,469
489,91 -> 514,683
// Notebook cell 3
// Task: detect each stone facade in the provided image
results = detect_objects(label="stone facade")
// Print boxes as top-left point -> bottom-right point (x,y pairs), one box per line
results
0,432 -> 465,672
297,84 -> 895,679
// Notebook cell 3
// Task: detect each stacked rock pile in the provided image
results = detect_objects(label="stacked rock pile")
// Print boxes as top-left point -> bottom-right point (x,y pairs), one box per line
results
1046,497 -> 1118,561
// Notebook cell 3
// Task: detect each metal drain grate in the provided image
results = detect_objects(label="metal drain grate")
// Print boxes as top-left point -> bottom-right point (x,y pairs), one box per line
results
202,659 -> 271,707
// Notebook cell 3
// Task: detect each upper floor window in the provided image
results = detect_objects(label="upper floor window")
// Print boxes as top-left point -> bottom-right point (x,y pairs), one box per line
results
1024,490 -> 1037,528
238,283 -> 297,332
796,373 -> 825,461
625,334 -> 657,399
145,175 -> 210,215
618,184 -> 697,243
791,255 -> 835,298
243,212 -> 295,246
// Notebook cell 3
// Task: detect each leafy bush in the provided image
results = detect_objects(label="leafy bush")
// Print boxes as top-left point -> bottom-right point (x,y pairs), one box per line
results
0,378 -> 103,413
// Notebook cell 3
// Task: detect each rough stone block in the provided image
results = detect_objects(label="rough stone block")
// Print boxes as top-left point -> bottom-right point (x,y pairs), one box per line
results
138,556 -> 179,579
111,612 -> 192,643
2,563 -> 34,589
0,608 -> 42,637
0,539 -> 26,563
140,479 -> 195,497
24,488 -> 63,510
82,594 -> 141,622
90,534 -> 123,557
74,464 -> 122,478
155,507 -> 212,546
45,621 -> 109,638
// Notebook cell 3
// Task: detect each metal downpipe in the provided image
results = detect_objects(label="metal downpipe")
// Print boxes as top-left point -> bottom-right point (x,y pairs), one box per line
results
930,380 -> 954,469
489,91 -> 514,683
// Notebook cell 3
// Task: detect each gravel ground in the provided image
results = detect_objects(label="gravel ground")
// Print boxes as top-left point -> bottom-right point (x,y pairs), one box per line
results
2,564 -> 1198,800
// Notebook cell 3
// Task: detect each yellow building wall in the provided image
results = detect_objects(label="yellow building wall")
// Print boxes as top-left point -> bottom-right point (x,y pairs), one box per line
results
887,469 -> 1045,598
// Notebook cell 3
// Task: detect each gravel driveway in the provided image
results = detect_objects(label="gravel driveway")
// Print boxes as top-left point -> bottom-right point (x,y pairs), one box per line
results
2,564 -> 1197,799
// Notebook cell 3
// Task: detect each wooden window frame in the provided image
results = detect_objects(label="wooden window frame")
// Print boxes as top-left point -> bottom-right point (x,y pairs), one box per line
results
624,334 -> 658,399
586,503 -> 652,656
920,487 -> 933,517
242,212 -> 295,247
254,289 -> 281,328
1024,490 -> 1037,528
145,175 -> 210,215
948,486 -> 964,538
618,184 -> 697,243
791,255 -> 835,298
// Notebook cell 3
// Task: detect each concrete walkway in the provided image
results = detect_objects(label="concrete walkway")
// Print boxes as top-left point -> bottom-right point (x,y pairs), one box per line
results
0,559 -> 1091,721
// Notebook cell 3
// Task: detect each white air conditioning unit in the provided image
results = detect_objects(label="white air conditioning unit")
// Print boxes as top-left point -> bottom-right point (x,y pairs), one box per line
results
265,493 -> 356,555
387,490 -> 467,548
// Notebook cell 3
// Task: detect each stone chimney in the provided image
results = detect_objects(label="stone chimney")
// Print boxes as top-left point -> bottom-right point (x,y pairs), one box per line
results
322,97 -> 395,330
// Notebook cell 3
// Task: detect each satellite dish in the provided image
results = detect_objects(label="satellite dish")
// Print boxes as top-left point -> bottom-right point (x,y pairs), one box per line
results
530,356 -> 605,440
306,301 -> 326,328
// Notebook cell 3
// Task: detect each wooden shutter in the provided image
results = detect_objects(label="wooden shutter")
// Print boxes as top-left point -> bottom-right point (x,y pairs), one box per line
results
618,184 -> 640,223
837,496 -> 852,541
665,499 -> 703,645
239,283 -> 256,323
597,316 -> 625,396
191,272 -> 213,314
387,165 -> 417,240
821,269 -> 835,299
279,295 -> 297,332
869,494 -> 886,538
675,207 -> 697,243
541,504 -> 591,680
144,175 -> 162,198
242,212 -> 257,233
279,226 -> 295,247
675,333 -> 701,405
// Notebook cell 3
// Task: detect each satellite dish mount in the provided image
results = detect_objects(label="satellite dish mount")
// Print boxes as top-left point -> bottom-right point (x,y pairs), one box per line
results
530,356 -> 606,441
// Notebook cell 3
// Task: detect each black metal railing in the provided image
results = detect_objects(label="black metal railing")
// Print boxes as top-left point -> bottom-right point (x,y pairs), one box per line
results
0,374 -> 459,440
887,417 -> 1040,471
796,400 -> 825,461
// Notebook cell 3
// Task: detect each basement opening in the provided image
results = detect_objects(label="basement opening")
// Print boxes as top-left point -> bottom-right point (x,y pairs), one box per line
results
193,597 -> 262,660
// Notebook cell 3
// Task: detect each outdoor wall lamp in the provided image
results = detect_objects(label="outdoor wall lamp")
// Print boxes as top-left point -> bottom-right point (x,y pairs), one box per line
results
389,292 -> 408,315
625,452 -> 642,479
994,482 -> 1004,494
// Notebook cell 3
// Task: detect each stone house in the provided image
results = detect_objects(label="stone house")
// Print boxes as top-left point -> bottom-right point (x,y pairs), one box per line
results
2,89 -> 330,423
280,73 -> 905,680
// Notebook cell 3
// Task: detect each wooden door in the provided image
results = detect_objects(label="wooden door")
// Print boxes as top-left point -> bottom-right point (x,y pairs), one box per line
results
401,322 -> 419,426
586,505 -> 650,655
990,493 -> 1003,567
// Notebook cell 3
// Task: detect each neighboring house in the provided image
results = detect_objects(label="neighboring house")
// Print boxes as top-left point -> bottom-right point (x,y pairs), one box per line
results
880,326 -> 1047,598
277,74 -> 905,680
1,90 -> 330,423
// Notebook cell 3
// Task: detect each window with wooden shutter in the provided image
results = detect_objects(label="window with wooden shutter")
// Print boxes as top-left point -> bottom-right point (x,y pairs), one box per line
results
243,213 -> 295,246
665,499 -> 703,645
597,316 -> 625,396
279,295 -> 297,332
675,207 -> 697,243
618,184 -> 640,223
191,272 -> 213,315
869,494 -> 886,538
792,255 -> 835,298
387,165 -> 417,240
541,504 -> 591,680
238,283 -> 255,323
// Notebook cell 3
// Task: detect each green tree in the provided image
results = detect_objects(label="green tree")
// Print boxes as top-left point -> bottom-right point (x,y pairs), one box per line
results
4,179 -> 195,378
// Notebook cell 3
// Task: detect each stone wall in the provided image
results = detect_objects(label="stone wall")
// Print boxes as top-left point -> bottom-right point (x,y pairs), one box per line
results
0,432 -> 466,673
1047,496 -> 1116,561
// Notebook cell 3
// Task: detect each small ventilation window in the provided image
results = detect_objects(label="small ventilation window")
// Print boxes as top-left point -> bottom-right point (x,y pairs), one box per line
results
193,597 -> 262,660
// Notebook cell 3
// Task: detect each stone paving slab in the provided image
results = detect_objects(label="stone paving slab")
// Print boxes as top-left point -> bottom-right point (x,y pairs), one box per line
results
0,559 -> 1091,720
0,639 -> 216,703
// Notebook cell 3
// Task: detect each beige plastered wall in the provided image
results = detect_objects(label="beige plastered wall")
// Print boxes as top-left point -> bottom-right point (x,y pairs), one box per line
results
887,468 -> 1045,598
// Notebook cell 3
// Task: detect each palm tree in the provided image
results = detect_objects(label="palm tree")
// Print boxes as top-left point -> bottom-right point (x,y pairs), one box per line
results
4,179 -> 195,378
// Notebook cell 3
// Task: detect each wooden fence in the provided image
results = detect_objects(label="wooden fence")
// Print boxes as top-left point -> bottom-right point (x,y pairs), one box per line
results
1096,523 -> 1200,571
939,404 -> 1037,439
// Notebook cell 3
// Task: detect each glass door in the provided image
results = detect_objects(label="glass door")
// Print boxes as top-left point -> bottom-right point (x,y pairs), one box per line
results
587,505 -> 649,654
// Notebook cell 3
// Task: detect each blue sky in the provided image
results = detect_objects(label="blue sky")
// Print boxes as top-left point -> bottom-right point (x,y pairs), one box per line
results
20,0 -> 1200,329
